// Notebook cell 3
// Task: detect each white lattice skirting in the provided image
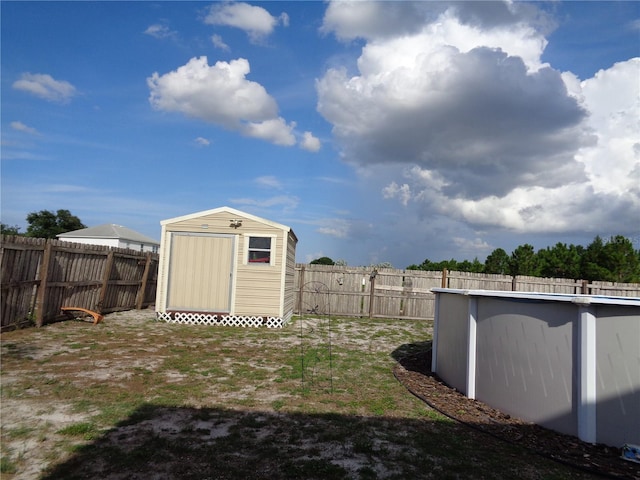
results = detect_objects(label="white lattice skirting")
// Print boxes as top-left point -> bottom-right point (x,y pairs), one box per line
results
156,311 -> 284,328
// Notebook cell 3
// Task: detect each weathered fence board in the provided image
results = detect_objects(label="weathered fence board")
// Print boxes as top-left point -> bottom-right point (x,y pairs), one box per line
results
4,237 -> 637,330
0,237 -> 44,329
293,264 -> 640,321
296,265 -> 372,316
1,235 -> 158,331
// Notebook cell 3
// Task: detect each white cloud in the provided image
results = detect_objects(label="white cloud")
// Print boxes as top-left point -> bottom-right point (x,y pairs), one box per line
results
148,56 -> 297,146
452,236 -> 492,253
243,117 -> 295,146
10,121 -> 38,135
194,137 -> 210,146
44,184 -> 91,193
144,24 -> 177,40
577,59 -> 640,195
13,73 -> 76,103
316,218 -> 351,239
255,175 -> 282,189
300,131 -> 321,152
318,42 -> 589,198
318,2 -> 638,241
211,34 -> 230,51
279,12 -> 290,28
321,1 -> 549,69
231,195 -> 299,212
316,217 -> 373,240
452,237 -> 492,252
203,2 -> 288,43
1,151 -> 50,161
382,182 -> 411,206
321,1 -> 429,41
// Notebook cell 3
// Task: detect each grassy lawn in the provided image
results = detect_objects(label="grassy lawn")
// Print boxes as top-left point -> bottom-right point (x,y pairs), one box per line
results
0,312 -> 600,479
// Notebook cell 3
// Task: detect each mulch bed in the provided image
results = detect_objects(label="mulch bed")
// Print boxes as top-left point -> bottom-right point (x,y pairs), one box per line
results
393,351 -> 639,480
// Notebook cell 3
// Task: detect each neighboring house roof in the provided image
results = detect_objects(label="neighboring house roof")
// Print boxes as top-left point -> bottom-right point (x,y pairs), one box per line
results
57,224 -> 160,245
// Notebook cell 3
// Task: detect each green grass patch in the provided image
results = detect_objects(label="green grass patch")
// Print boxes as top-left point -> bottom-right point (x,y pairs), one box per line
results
56,422 -> 99,440
5,425 -> 35,438
0,456 -> 17,474
1,315 -> 600,480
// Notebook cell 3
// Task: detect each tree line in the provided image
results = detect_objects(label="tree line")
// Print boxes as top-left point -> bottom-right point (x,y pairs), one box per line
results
1,209 -> 86,239
406,235 -> 640,283
5,211 -> 639,284
311,235 -> 640,283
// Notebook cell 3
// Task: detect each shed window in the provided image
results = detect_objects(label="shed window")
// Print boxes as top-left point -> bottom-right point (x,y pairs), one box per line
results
248,236 -> 272,264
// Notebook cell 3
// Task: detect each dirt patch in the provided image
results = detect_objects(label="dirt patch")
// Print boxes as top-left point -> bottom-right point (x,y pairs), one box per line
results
1,311 -> 438,479
1,310 -> 626,479
393,350 -> 640,480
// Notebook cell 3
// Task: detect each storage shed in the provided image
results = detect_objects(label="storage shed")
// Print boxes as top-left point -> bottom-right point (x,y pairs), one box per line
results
156,206 -> 297,328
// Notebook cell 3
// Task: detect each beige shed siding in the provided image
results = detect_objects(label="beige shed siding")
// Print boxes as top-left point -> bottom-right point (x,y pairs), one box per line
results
165,209 -> 286,316
234,230 -> 284,316
156,226 -> 171,311
164,210 -> 256,234
157,207 -> 296,320
282,231 -> 297,320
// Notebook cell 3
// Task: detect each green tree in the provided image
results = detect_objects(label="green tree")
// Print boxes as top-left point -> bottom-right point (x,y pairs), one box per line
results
601,235 -> 640,282
456,258 -> 484,273
581,236 -> 611,281
0,223 -> 21,235
407,259 -> 433,270
538,243 -> 583,279
310,256 -> 335,265
484,248 -> 509,274
508,244 -> 540,277
25,209 -> 86,239
408,257 -> 481,272
470,258 -> 485,273
409,258 -> 448,271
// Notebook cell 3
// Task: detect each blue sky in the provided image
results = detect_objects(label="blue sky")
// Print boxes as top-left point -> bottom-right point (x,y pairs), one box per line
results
2,1 -> 639,268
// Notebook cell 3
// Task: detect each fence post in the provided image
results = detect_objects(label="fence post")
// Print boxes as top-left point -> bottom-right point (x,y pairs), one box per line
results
98,250 -> 115,312
34,240 -> 53,327
136,253 -> 152,310
296,265 -> 305,315
441,268 -> 448,288
512,276 -> 517,291
581,280 -> 589,295
368,269 -> 377,319
576,300 -> 597,443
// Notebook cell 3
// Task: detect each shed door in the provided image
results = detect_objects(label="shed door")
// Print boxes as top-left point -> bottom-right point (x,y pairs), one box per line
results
167,233 -> 234,312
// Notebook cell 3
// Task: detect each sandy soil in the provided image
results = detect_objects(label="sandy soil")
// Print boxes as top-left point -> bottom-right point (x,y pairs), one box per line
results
2,310 -> 636,479
1,310 -> 430,479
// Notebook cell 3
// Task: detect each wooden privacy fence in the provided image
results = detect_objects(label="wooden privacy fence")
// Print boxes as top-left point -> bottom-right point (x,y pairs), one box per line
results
1,235 -> 158,331
294,264 -> 640,321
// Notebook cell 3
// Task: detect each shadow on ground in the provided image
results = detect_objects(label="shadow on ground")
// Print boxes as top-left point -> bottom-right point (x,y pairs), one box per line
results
41,400 -> 607,480
0,340 -> 40,360
41,403 -> 466,480
34,339 -> 625,480
390,341 -> 432,375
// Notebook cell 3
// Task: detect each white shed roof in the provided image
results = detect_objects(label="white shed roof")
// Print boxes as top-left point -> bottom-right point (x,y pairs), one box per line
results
57,224 -> 159,245
161,206 -> 297,240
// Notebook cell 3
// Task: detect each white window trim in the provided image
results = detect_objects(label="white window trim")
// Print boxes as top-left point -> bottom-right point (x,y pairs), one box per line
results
243,234 -> 276,266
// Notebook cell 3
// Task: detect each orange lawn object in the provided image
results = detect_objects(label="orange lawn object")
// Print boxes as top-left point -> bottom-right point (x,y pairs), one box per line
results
60,307 -> 103,325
